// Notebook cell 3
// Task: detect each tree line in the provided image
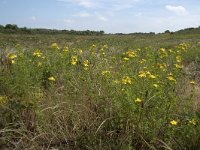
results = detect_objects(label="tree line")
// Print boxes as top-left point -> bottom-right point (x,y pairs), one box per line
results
0,24 -> 199,35
0,24 -> 105,35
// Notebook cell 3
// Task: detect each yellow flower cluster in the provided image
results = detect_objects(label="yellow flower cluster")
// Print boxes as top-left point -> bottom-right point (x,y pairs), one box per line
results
190,80 -> 196,85
157,63 -> 167,71
101,70 -> 111,76
122,76 -> 132,85
123,49 -> 137,61
175,55 -> 183,69
71,56 -> 78,65
33,50 -> 42,57
159,48 -> 168,58
113,80 -> 120,84
99,45 -> 108,55
63,46 -> 69,52
189,119 -> 197,125
138,71 -> 147,78
176,55 -> 182,63
0,95 -> 8,105
90,44 -> 96,55
7,53 -> 17,64
138,71 -> 156,79
83,60 -> 89,67
126,50 -> 137,58
174,63 -> 183,69
177,43 -> 188,51
8,53 -> 17,59
167,73 -> 176,83
83,60 -> 89,70
0,95 -> 8,106
51,43 -> 59,49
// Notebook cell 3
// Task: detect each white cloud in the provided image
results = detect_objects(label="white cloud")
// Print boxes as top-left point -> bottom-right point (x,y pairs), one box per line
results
64,19 -> 75,23
54,0 -> 199,33
56,0 -> 95,8
73,12 -> 92,17
98,15 -> 107,21
56,0 -> 140,10
95,13 -> 108,21
165,5 -> 188,16
104,11 -> 115,17
31,16 -> 37,21
78,0 -> 94,8
135,12 -> 142,17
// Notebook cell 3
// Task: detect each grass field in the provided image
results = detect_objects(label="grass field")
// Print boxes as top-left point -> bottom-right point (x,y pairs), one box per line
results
1,32 -> 200,149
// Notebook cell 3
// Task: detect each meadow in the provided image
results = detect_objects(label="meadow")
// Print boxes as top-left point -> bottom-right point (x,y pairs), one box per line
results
1,31 -> 200,149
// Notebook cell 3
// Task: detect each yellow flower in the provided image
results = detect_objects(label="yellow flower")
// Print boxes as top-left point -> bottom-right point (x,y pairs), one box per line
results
168,73 -> 173,76
153,84 -> 159,88
176,56 -> 182,63
160,48 -> 166,52
178,43 -> 188,51
79,49 -> 83,54
11,60 -> 15,64
146,71 -> 151,75
149,74 -> 156,79
167,76 -> 176,82
48,76 -> 56,81
174,64 -> 183,69
113,80 -> 120,84
51,43 -> 59,49
71,56 -> 78,65
135,98 -> 142,103
190,80 -> 196,85
189,119 -> 197,125
126,50 -> 137,58
169,49 -> 173,53
0,95 -> 8,105
138,71 -> 146,78
143,67 -> 147,69
33,50 -> 42,57
140,59 -> 146,64
63,46 -> 69,52
101,70 -> 110,76
100,48 -> 104,52
170,120 -> 178,125
160,48 -> 168,58
122,76 -> 132,85
123,57 -> 129,61
83,60 -> 89,67
8,54 -> 17,59
167,74 -> 176,83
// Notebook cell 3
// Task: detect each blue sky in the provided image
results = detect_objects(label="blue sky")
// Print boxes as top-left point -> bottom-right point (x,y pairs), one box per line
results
0,0 -> 200,33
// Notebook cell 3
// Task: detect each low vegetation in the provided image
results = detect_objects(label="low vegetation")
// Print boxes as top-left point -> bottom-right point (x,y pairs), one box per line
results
0,28 -> 200,149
